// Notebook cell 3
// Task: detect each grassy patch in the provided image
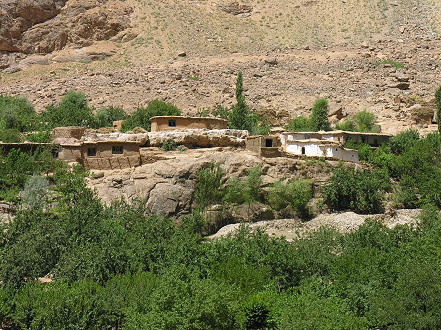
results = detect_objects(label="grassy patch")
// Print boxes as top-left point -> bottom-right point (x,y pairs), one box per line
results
375,60 -> 404,69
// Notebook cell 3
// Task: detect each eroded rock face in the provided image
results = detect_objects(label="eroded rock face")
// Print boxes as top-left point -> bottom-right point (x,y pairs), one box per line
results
0,0 -> 133,54
148,129 -> 249,148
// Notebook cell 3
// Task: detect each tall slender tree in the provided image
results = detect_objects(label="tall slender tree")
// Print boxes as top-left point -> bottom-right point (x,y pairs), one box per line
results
435,85 -> 441,134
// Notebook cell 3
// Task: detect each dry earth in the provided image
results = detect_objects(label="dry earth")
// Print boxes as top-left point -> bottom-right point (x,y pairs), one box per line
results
1,0 -> 441,134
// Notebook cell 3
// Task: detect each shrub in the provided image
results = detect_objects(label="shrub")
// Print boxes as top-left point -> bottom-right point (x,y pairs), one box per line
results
122,100 -> 181,132
94,106 -> 127,128
335,118 -> 356,131
26,131 -> 52,143
322,167 -> 391,214
224,167 -> 263,206
354,110 -> 380,133
389,129 -> 420,155
0,129 -> 22,142
194,163 -> 225,209
0,94 -> 36,132
266,179 -> 313,218
19,175 -> 49,210
310,98 -> 330,131
286,116 -> 313,132
39,91 -> 95,128
160,140 -> 178,151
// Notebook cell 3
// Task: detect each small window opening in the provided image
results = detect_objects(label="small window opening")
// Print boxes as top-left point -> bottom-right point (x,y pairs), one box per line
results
361,136 -> 366,143
112,146 -> 123,154
301,147 -> 306,155
87,148 -> 96,157
374,139 -> 378,147
265,139 -> 273,147
168,119 -> 176,127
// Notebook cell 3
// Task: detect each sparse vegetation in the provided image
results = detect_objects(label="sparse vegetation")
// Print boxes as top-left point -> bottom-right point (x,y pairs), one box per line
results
160,139 -> 178,152
435,85 -> 441,133
375,60 -> 404,68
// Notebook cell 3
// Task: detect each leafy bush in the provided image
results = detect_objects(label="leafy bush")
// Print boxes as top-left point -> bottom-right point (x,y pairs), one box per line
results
286,98 -> 330,132
266,179 -> 313,218
19,175 -> 49,210
374,60 -> 404,69
0,129 -> 22,143
160,140 -> 178,151
0,94 -> 36,132
322,166 -> 391,214
335,118 -> 356,131
286,116 -> 313,132
26,130 -> 52,143
94,106 -> 127,128
122,100 -> 181,132
354,110 -> 380,133
194,163 -> 225,209
39,91 -> 96,129
389,129 -> 420,155
223,167 -> 263,206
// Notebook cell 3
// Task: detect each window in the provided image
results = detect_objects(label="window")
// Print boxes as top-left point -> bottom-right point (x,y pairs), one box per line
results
168,119 -> 176,127
265,139 -> 273,147
87,148 -> 96,157
112,146 -> 123,154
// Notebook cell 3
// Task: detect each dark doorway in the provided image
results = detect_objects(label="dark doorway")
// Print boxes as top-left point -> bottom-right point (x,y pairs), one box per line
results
301,147 -> 306,155
265,139 -> 273,147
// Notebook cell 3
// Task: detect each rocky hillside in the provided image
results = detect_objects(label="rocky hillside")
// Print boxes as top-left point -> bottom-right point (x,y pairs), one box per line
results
1,0 -> 441,134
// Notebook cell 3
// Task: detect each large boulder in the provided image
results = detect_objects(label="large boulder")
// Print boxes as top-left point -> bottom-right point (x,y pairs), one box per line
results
148,129 -> 249,148
146,182 -> 193,216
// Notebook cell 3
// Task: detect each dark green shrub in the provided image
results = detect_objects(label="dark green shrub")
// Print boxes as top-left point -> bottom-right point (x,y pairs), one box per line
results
122,100 -> 181,132
223,167 -> 263,205
94,106 -> 127,128
160,139 -> 178,151
286,116 -> 313,132
0,94 -> 36,132
0,129 -> 22,142
390,129 -> 420,155
310,98 -> 330,131
26,130 -> 52,143
266,179 -> 313,218
39,91 -> 96,129
322,167 -> 391,214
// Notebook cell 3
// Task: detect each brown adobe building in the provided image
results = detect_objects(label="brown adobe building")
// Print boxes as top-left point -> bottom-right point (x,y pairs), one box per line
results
150,116 -> 228,132
245,135 -> 282,157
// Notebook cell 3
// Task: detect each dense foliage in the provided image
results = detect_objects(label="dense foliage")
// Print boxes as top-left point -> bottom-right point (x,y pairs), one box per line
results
0,95 -> 36,132
286,98 -> 330,132
436,85 -> 441,133
121,100 -> 181,132
1,166 -> 441,328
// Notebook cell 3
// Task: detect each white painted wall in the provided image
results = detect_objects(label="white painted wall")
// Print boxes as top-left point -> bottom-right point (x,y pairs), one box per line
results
285,141 -> 359,162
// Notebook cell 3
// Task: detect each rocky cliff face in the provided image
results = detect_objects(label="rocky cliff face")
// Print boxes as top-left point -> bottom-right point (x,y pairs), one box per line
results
0,0 -> 132,54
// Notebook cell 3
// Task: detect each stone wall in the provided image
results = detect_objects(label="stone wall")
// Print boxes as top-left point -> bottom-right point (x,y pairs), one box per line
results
52,126 -> 85,140
83,155 -> 141,170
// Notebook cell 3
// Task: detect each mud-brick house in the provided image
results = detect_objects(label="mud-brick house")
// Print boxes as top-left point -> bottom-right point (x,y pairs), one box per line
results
59,140 -> 141,170
245,135 -> 281,157
150,116 -> 228,132
53,126 -> 144,170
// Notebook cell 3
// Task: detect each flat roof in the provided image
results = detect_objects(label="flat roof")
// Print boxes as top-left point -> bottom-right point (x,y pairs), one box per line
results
0,142 -> 56,146
281,130 -> 392,137
150,116 -> 228,123
287,139 -> 339,145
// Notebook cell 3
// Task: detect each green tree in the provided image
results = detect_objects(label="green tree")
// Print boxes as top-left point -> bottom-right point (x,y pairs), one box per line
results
435,85 -> 441,134
355,110 -> 380,133
335,118 -> 356,131
39,91 -> 95,128
229,72 -> 253,131
122,100 -> 181,132
0,94 -> 36,132
310,98 -> 330,131
0,129 -> 22,143
94,106 -> 127,128
286,116 -> 313,132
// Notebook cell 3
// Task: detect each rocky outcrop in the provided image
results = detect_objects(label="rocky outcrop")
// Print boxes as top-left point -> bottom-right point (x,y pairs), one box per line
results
0,0 -> 133,54
148,129 -> 249,148
218,2 -> 253,16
